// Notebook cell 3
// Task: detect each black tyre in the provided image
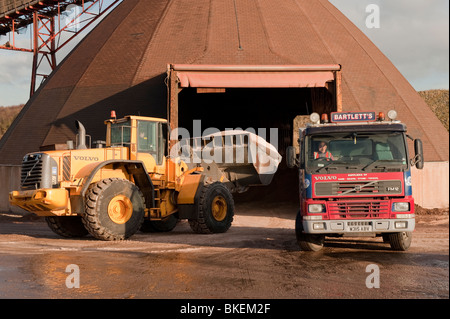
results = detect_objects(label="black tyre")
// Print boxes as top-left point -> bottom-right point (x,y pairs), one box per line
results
45,216 -> 89,238
387,232 -> 412,251
295,210 -> 325,251
189,182 -> 234,234
140,215 -> 179,233
82,178 -> 145,241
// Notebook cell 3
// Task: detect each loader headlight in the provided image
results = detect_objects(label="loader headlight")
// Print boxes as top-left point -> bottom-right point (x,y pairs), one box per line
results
393,202 -> 410,212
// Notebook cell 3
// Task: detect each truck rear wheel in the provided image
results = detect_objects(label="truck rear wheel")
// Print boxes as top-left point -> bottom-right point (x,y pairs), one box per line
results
189,182 -> 234,234
82,178 -> 145,241
386,232 -> 412,251
295,211 -> 325,251
45,216 -> 89,238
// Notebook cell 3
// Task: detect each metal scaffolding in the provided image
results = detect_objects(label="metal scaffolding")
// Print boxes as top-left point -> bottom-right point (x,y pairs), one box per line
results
0,0 -> 121,96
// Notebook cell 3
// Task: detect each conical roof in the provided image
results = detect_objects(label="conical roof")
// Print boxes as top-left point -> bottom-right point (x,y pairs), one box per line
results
0,0 -> 448,164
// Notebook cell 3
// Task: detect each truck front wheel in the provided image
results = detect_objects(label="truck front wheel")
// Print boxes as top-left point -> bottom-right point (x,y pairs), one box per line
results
295,211 -> 325,251
189,182 -> 234,234
82,178 -> 145,241
386,232 -> 412,251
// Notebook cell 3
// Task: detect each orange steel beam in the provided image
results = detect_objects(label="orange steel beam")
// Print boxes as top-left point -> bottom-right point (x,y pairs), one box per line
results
30,11 -> 57,95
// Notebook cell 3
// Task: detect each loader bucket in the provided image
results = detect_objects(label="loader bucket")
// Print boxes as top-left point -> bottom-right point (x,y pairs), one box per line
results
176,130 -> 282,191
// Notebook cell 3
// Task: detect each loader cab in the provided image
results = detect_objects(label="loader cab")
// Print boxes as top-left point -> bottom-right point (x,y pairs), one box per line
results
136,119 -> 167,165
105,115 -> 168,165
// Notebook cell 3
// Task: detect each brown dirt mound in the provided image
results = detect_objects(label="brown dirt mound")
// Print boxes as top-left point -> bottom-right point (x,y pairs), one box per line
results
415,204 -> 449,216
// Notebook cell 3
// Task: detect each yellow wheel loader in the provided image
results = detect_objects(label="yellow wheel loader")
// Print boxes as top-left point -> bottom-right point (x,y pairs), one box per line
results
10,114 -> 281,240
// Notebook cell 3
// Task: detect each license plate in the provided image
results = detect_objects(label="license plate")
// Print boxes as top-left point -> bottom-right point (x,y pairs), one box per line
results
348,221 -> 372,232
349,226 -> 372,232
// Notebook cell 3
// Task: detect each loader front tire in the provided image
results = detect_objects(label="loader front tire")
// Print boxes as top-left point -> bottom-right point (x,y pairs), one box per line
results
82,178 -> 145,241
189,182 -> 234,234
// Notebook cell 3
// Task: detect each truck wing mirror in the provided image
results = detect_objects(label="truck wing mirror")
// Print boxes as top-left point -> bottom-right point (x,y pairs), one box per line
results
286,146 -> 298,168
411,139 -> 424,169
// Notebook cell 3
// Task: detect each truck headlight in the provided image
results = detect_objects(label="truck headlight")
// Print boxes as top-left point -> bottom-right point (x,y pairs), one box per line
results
393,202 -> 410,212
313,223 -> 325,230
395,221 -> 407,229
308,204 -> 324,213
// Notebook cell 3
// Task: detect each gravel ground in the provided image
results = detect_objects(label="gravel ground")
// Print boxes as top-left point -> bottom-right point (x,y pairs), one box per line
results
0,202 -> 448,301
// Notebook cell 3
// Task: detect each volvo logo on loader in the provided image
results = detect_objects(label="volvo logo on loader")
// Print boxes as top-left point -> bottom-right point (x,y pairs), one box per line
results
73,156 -> 100,161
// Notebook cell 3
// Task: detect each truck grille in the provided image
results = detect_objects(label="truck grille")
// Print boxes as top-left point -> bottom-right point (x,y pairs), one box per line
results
315,180 -> 402,196
328,200 -> 390,219
21,154 -> 43,189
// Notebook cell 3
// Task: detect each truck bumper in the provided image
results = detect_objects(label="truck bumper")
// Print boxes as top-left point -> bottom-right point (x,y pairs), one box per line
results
302,217 -> 415,235
9,188 -> 70,216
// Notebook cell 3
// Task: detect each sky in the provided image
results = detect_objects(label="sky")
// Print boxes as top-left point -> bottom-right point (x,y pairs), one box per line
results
329,0 -> 449,91
0,0 -> 448,106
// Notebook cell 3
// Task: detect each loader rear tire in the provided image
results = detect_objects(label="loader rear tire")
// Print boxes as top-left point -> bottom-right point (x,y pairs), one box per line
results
189,182 -> 234,234
82,178 -> 145,241
45,216 -> 89,238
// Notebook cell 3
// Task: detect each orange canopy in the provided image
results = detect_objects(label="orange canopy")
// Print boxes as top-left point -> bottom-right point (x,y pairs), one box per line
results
171,64 -> 340,88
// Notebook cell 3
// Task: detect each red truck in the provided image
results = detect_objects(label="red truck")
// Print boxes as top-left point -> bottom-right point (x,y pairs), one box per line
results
287,110 -> 424,251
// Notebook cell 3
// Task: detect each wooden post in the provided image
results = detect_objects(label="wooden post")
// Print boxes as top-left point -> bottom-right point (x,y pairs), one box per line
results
168,68 -> 180,149
335,68 -> 343,112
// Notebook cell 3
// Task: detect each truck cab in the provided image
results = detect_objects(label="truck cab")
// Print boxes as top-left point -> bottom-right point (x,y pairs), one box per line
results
287,111 -> 424,251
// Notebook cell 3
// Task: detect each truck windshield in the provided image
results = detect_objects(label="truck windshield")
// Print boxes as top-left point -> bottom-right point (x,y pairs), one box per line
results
111,120 -> 131,146
305,131 -> 408,173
